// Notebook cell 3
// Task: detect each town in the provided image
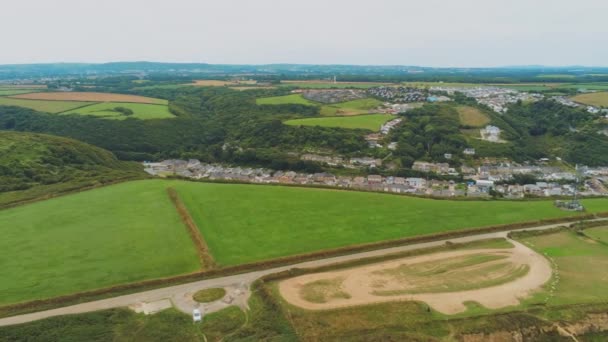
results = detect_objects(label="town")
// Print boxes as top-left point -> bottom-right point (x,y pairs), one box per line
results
145,159 -> 608,198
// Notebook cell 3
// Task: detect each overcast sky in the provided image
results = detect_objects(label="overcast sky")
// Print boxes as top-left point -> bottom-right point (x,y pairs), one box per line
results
1,0 -> 606,67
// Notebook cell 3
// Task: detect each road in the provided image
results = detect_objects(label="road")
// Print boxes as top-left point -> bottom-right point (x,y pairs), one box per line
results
0,219 -> 602,327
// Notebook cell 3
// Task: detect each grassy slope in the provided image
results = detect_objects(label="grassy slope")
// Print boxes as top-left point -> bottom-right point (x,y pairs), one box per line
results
255,94 -> 316,106
457,105 -> 490,127
172,181 -> 607,265
0,97 -> 93,113
0,90 -> 40,96
62,102 -> 174,120
0,181 -> 200,305
0,131 -> 145,207
284,113 -> 393,130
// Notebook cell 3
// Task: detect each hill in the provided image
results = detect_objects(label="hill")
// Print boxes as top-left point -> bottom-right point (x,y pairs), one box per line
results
0,131 -> 145,207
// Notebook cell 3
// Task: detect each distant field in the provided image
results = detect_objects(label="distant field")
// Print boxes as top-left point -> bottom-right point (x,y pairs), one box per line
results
0,181 -> 200,305
457,105 -> 490,127
320,98 -> 383,116
256,94 -> 317,106
0,84 -> 46,89
284,113 -> 393,130
0,89 -> 41,96
62,102 -> 174,120
571,91 -> 608,107
193,80 -> 256,86
11,92 -> 167,105
281,80 -> 390,89
0,97 -> 93,113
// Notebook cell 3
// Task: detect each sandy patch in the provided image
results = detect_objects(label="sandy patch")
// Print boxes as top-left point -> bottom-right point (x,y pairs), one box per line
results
279,240 -> 551,314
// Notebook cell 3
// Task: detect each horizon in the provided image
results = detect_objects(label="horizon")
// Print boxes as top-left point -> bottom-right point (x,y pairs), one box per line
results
1,0 -> 606,67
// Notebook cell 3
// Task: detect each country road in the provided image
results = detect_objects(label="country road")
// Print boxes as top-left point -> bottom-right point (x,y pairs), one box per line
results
0,219 -> 603,327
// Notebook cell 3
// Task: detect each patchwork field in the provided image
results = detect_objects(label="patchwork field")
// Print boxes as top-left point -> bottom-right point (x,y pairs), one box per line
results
2,179 -> 607,305
0,181 -> 200,305
284,113 -> 393,130
0,97 -> 93,113
320,98 -> 383,116
62,102 -> 174,120
457,105 -> 490,127
279,239 -> 550,314
571,91 -> 608,107
255,94 -> 317,106
193,80 -> 256,86
11,92 -> 167,105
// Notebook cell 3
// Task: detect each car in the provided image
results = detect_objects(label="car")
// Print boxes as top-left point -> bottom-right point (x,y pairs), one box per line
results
192,308 -> 202,322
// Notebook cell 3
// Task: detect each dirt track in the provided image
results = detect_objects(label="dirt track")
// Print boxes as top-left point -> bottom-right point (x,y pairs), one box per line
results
279,240 -> 552,314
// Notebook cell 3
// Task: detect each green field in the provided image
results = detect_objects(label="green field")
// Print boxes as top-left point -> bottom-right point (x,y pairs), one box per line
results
62,102 -> 174,120
284,113 -> 393,130
3,179 -> 608,305
255,94 -> 317,106
0,90 -> 40,96
520,229 -> 608,306
320,98 -> 383,116
571,91 -> 608,107
0,97 -> 93,113
0,181 -> 200,305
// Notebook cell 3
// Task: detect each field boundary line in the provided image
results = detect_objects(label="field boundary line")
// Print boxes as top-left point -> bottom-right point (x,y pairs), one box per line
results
54,102 -> 100,115
166,187 -> 217,270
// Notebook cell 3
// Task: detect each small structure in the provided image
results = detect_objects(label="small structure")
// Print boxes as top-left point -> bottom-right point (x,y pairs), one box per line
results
554,200 -> 584,211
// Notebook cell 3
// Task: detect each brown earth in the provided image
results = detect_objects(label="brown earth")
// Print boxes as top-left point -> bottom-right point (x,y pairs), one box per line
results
279,240 -> 551,314
10,92 -> 166,104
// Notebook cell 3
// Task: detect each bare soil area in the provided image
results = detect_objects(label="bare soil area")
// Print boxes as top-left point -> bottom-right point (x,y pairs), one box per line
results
11,92 -> 166,104
279,240 -> 551,314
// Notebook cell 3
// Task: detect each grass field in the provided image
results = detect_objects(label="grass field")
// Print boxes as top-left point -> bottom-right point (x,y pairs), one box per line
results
0,97 -> 93,113
169,180 -> 608,266
457,105 -> 490,127
0,181 -> 200,305
2,179 -> 607,305
571,92 -> 608,107
284,113 -> 392,130
0,90 -> 40,96
320,98 -> 383,116
520,229 -> 608,306
193,288 -> 227,303
11,92 -> 167,105
255,94 -> 317,106
584,226 -> 608,243
62,102 -> 174,120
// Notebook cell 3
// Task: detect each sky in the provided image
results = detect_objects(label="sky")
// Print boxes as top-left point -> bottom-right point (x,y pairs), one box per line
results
1,0 -> 607,67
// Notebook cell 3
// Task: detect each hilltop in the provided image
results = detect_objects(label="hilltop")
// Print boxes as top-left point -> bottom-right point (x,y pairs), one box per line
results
0,131 -> 145,207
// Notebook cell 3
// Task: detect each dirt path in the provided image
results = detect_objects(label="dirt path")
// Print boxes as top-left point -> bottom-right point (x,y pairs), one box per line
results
279,240 -> 552,314
0,220 -> 602,327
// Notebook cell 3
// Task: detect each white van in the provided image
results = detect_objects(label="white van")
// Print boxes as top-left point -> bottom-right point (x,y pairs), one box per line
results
192,308 -> 202,322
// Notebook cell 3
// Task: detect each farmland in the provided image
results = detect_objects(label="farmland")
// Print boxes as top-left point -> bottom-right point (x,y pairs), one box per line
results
0,97 -> 93,113
255,94 -> 317,106
571,91 -> 608,107
320,98 -> 383,116
11,92 -> 167,105
62,102 -> 174,120
457,105 -> 490,127
1,179 -> 608,304
0,89 -> 40,96
284,113 -> 393,130
0,180 -> 200,305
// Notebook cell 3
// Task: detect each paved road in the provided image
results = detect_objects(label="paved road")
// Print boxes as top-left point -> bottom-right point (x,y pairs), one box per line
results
0,219 -> 603,327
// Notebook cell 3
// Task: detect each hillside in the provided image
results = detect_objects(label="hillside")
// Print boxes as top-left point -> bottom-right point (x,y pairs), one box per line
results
0,131 -> 145,206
